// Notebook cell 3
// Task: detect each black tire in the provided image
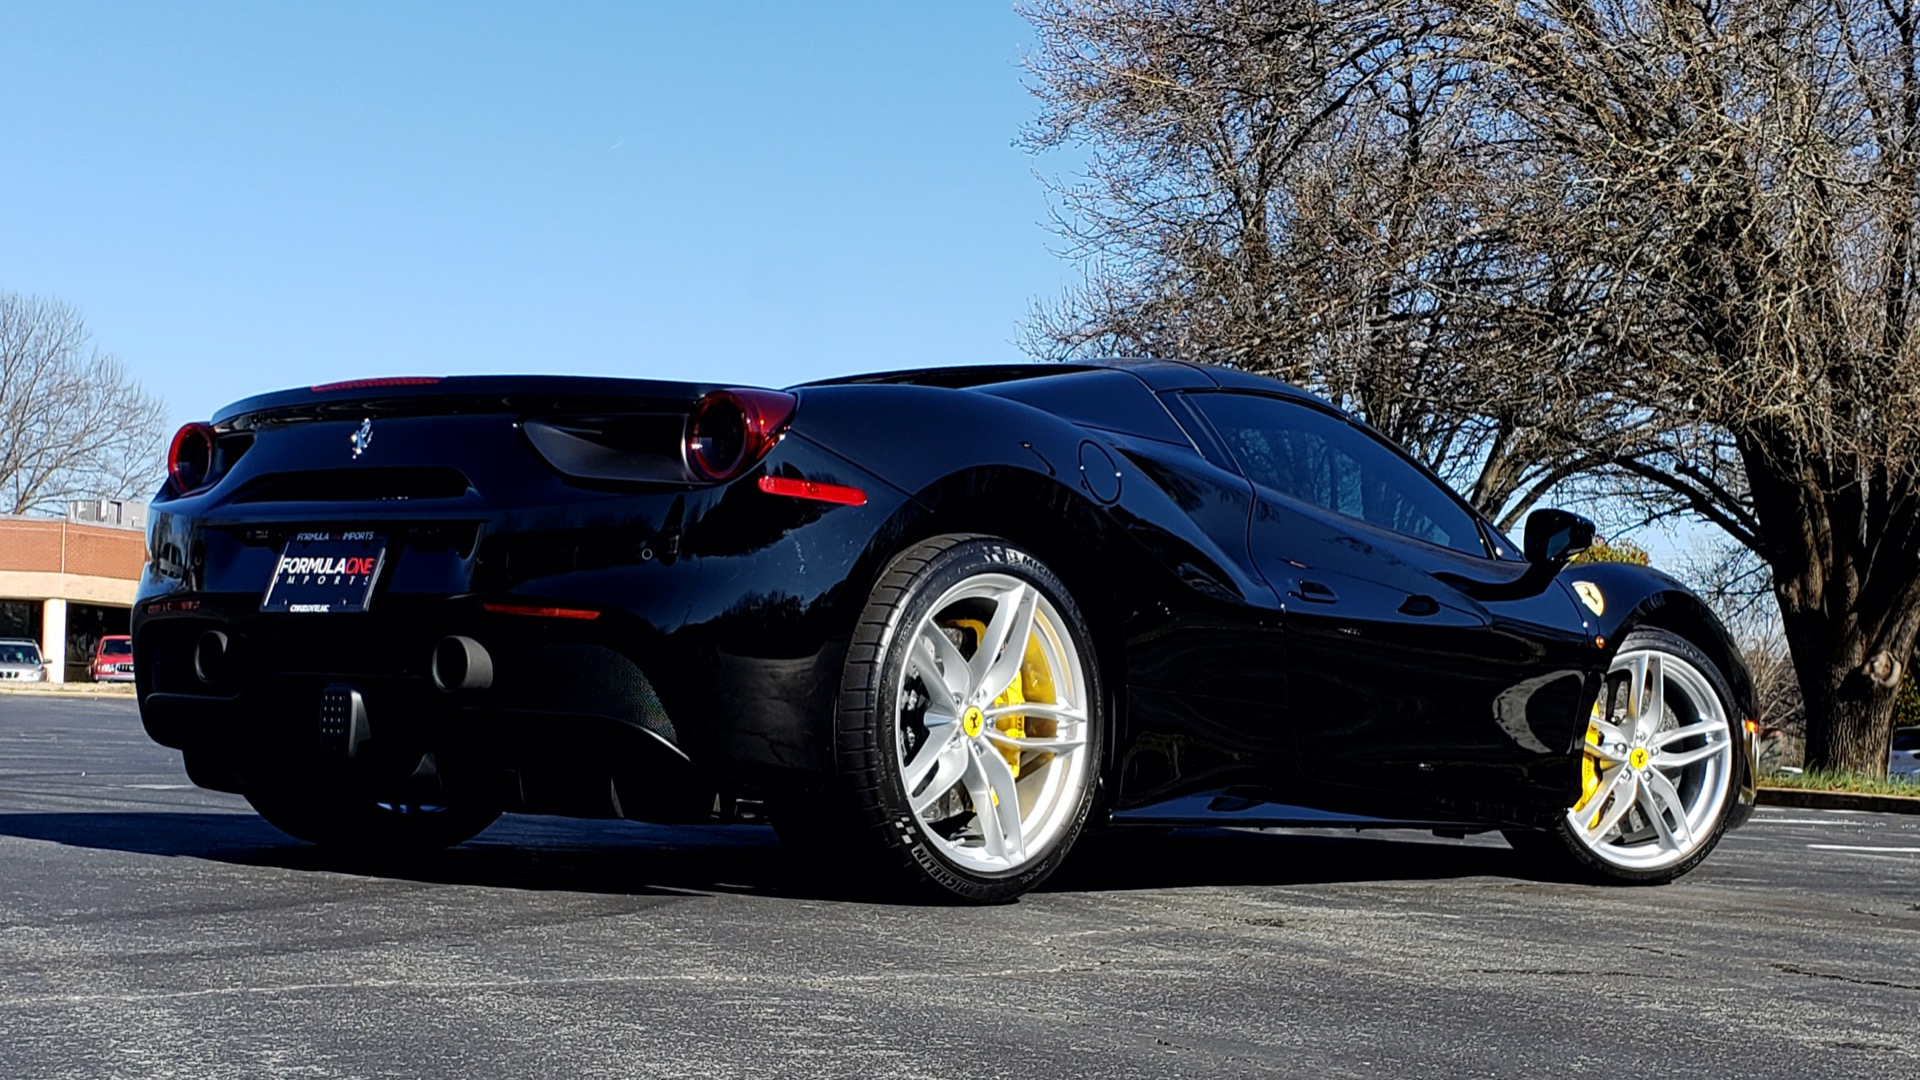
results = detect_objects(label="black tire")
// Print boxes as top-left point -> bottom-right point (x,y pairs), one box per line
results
1504,627 -> 1740,885
792,534 -> 1105,903
247,789 -> 500,854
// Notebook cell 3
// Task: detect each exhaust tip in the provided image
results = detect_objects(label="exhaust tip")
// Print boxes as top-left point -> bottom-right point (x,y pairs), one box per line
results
193,631 -> 229,685
431,636 -> 493,692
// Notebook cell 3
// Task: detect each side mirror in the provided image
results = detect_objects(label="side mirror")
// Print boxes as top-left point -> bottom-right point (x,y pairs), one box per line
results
1523,508 -> 1596,565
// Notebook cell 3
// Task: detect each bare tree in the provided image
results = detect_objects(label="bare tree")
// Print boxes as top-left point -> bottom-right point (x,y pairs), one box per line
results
1024,0 -> 1920,773
0,293 -> 166,516
1021,0 -> 1678,530
1680,536 -> 1807,768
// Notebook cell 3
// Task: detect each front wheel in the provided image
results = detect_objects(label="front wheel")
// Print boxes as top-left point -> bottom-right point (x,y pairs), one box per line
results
247,789 -> 501,854
1506,627 -> 1739,884
801,534 -> 1105,903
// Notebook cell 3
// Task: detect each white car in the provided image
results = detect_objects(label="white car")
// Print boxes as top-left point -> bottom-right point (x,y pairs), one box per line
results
0,638 -> 50,682
1892,726 -> 1920,782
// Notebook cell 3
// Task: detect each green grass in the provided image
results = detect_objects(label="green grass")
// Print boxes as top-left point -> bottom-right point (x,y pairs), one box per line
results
1759,768 -> 1920,798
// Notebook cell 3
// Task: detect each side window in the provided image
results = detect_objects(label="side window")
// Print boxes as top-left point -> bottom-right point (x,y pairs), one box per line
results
1191,392 -> 1488,556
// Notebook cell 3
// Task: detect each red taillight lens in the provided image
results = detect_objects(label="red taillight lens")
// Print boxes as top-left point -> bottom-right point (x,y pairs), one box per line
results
757,475 -> 867,506
167,422 -> 216,494
482,602 -> 602,621
683,389 -> 796,481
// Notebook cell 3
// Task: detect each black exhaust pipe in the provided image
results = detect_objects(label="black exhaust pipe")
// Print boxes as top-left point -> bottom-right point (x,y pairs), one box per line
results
193,631 -> 229,685
431,636 -> 493,692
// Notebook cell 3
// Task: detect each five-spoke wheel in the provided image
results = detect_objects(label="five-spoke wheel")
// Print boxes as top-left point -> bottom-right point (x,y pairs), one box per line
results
894,569 -> 1093,874
1509,627 -> 1738,883
802,534 -> 1102,902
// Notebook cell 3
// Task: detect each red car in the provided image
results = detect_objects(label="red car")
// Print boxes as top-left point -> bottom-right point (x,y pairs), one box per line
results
91,635 -> 135,682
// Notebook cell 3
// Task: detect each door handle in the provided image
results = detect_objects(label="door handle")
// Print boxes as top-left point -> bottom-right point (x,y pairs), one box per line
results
1290,579 -> 1338,604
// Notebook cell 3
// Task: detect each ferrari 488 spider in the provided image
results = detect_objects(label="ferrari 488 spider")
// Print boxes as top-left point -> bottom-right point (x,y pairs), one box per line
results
134,360 -> 1757,901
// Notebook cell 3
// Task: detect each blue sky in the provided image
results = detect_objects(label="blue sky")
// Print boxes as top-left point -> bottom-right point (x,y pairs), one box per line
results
0,2 -> 1724,568
0,2 -> 1075,431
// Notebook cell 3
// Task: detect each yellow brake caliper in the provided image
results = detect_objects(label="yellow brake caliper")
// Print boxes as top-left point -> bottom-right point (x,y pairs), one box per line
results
945,619 -> 1059,780
1572,702 -> 1604,826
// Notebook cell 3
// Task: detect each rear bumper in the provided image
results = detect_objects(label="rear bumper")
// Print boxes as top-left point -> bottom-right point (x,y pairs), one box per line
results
135,597 -> 847,820
140,685 -> 715,822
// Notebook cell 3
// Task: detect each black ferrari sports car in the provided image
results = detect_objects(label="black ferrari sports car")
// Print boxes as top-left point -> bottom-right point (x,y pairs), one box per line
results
133,359 -> 1757,901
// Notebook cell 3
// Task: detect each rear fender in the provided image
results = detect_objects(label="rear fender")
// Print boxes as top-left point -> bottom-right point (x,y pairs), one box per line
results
794,382 -> 1271,617
795,384 -> 1287,797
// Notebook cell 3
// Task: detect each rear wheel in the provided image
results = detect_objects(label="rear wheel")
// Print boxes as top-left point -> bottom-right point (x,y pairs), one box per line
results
795,534 -> 1103,903
247,789 -> 500,853
1506,627 -> 1738,883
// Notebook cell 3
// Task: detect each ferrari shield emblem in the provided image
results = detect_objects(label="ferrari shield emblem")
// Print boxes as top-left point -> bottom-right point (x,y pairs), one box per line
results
1573,580 -> 1605,616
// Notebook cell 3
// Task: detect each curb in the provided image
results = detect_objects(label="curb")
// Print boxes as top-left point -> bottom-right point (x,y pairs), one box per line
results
0,683 -> 137,698
1757,786 -> 1920,815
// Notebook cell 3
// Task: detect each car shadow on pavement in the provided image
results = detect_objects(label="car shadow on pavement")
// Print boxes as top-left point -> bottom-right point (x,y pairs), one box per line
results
0,810 -> 793,899
0,810 -> 1545,901
1049,828 -> 1524,893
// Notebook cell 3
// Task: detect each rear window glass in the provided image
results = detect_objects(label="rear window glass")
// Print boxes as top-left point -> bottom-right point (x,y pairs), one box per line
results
1893,729 -> 1920,752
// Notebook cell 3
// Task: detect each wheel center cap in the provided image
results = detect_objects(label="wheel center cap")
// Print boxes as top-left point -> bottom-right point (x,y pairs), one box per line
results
961,706 -> 984,739
1628,746 -> 1650,771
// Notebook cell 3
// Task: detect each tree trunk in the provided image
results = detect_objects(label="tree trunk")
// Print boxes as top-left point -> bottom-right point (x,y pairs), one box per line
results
1745,430 -> 1920,776
1778,603 -> 1911,774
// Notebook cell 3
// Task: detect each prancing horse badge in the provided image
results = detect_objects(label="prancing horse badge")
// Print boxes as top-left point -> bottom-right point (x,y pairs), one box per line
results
1572,580 -> 1605,616
349,418 -> 373,460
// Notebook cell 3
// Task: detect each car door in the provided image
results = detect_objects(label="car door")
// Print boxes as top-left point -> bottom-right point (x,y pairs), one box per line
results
1181,391 -> 1597,815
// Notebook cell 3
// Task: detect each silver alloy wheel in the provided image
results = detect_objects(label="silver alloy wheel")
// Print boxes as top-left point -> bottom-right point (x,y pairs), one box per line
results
894,571 -> 1091,874
1565,646 -> 1735,871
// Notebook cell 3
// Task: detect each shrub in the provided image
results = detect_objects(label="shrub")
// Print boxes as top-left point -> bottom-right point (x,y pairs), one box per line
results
1569,538 -> 1651,566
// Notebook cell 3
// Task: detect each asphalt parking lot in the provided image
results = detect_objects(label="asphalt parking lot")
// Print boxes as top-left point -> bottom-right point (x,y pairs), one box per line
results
1,694 -> 1914,1079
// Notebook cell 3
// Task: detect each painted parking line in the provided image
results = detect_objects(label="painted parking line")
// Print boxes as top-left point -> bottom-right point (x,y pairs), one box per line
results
1753,819 -> 1859,826
122,784 -> 193,790
1806,844 -> 1920,853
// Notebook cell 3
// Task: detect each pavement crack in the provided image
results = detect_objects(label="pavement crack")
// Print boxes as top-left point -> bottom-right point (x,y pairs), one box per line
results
1769,963 -> 1920,992
1461,967 -> 1677,980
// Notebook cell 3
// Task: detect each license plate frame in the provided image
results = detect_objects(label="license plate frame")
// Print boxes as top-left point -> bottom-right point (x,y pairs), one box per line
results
261,531 -> 388,614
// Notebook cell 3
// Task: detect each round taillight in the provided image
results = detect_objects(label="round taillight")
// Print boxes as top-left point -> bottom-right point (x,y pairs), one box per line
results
684,389 -> 796,481
168,422 -> 216,494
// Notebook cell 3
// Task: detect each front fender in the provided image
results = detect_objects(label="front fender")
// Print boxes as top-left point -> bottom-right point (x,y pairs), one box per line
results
1556,562 -> 1760,823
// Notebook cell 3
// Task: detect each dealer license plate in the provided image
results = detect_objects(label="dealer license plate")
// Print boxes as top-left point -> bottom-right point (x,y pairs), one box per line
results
261,531 -> 388,613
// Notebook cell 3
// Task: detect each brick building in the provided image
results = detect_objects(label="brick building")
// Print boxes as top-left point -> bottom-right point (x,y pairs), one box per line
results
0,514 -> 145,682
